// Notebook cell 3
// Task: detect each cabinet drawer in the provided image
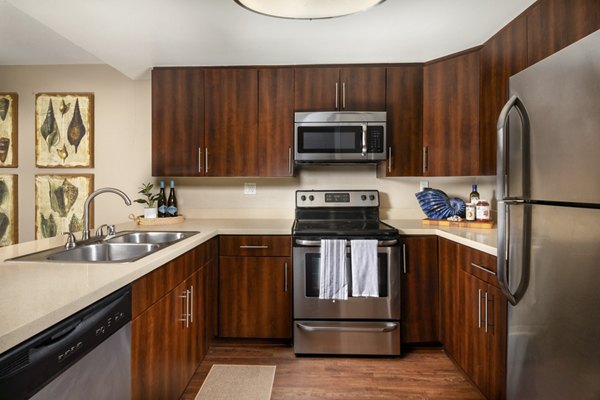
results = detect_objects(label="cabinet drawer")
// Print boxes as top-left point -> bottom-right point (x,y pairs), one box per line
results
219,235 -> 291,257
461,246 -> 499,288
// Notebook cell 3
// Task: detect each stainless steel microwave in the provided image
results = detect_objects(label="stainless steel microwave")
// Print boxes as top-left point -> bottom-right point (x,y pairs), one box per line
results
294,111 -> 387,163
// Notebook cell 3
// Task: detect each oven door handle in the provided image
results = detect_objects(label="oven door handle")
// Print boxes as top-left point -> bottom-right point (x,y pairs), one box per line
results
296,322 -> 398,333
294,239 -> 398,247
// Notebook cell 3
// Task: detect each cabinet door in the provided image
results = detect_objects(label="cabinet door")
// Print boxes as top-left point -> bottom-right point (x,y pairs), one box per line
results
401,236 -> 438,343
438,238 -> 461,361
258,68 -> 294,176
423,50 -> 480,176
204,68 -> 258,176
485,283 -> 507,400
459,270 -> 489,396
527,0 -> 600,67
294,67 -> 339,111
340,67 -> 386,111
479,16 -> 528,176
152,67 -> 204,176
132,277 -> 194,400
219,256 -> 291,338
379,65 -> 423,177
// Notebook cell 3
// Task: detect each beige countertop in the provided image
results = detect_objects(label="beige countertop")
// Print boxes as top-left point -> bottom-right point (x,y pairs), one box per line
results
0,218 -> 496,354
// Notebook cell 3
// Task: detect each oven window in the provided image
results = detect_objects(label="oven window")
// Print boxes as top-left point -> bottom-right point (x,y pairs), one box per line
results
297,126 -> 362,153
304,253 -> 389,298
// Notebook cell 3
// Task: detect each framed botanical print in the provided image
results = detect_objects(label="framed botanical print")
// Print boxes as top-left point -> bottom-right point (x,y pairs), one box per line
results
0,175 -> 18,246
35,174 -> 94,239
35,93 -> 94,168
0,93 -> 18,167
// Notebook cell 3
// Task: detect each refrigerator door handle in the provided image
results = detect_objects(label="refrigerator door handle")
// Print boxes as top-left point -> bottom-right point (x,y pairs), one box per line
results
497,94 -> 531,201
497,200 -> 531,306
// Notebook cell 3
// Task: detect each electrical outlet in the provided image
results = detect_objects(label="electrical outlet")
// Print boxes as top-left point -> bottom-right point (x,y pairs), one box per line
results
419,181 -> 429,191
244,182 -> 256,195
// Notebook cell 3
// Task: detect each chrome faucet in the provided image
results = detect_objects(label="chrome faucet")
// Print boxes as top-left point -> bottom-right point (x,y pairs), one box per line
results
82,187 -> 132,241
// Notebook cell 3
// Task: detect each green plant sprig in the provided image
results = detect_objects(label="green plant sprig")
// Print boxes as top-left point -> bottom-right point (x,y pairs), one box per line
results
134,182 -> 161,208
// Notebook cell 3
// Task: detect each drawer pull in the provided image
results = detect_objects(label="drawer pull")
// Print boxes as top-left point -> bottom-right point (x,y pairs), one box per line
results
471,262 -> 496,276
239,245 -> 269,249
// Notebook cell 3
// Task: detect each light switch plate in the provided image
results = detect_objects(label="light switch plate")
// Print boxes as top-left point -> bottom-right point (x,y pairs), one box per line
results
419,181 -> 429,191
244,182 -> 256,195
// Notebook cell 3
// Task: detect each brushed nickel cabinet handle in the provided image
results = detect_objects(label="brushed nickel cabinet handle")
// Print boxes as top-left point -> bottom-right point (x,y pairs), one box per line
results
342,82 -> 346,110
423,146 -> 429,173
190,285 -> 194,324
335,82 -> 339,110
388,146 -> 392,173
288,147 -> 292,174
470,262 -> 497,276
205,148 -> 209,173
198,147 -> 202,173
179,290 -> 189,328
478,288 -> 482,329
284,262 -> 288,292
484,291 -> 489,333
239,245 -> 269,249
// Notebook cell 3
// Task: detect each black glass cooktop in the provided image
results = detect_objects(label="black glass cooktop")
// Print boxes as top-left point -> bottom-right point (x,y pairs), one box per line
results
292,219 -> 399,238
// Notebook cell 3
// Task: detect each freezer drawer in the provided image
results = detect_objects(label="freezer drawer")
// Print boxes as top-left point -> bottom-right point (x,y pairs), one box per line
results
294,320 -> 400,356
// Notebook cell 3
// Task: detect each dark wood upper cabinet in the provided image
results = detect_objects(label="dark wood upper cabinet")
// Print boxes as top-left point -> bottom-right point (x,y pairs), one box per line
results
294,66 -> 385,111
527,0 -> 600,67
479,15 -> 528,176
258,68 -> 295,176
401,236 -> 439,344
152,68 -> 204,177
378,65 -> 423,177
423,49 -> 481,176
204,68 -> 258,176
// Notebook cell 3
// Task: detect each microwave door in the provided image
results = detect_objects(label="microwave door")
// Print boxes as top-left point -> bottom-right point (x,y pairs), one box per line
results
295,124 -> 364,162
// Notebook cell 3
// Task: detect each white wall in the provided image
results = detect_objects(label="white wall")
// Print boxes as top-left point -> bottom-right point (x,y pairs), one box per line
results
0,64 -> 496,243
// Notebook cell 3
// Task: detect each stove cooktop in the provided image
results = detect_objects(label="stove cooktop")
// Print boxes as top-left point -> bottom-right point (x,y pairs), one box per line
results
292,219 -> 399,239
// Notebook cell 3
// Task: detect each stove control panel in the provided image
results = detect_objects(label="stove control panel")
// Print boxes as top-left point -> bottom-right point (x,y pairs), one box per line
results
296,190 -> 379,208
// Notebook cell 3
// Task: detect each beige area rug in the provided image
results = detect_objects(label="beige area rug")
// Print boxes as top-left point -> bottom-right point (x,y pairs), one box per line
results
195,364 -> 276,400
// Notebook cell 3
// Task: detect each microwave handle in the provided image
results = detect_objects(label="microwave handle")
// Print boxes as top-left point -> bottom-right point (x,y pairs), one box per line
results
361,124 -> 367,156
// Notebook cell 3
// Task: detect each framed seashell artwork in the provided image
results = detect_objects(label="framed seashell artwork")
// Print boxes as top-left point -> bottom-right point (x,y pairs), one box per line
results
35,174 -> 94,239
0,175 -> 18,246
35,93 -> 94,168
0,93 -> 18,168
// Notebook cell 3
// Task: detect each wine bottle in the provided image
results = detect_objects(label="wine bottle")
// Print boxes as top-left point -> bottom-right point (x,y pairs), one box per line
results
469,184 -> 480,203
158,181 -> 167,218
167,180 -> 178,217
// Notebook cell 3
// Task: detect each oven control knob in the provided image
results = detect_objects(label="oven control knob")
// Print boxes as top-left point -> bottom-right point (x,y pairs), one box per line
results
369,195 -> 375,201
361,195 -> 367,201
309,195 -> 315,201
300,195 -> 306,201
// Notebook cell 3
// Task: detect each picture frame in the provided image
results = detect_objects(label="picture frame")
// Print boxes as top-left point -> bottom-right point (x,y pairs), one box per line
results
35,93 -> 94,168
0,174 -> 18,246
35,174 -> 94,240
0,93 -> 18,168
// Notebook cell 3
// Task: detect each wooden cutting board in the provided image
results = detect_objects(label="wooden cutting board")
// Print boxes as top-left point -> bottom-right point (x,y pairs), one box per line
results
422,218 -> 495,229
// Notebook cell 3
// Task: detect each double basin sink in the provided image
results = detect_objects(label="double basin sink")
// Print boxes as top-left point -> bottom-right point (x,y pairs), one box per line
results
9,231 -> 199,263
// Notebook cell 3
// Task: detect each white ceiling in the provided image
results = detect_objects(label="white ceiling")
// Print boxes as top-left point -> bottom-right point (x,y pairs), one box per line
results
1,0 -> 536,80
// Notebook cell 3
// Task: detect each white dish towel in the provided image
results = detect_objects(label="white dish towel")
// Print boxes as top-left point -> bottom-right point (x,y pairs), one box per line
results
351,240 -> 379,297
319,239 -> 348,300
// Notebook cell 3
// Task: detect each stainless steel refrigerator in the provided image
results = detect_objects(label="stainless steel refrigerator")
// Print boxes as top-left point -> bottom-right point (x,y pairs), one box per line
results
496,29 -> 600,399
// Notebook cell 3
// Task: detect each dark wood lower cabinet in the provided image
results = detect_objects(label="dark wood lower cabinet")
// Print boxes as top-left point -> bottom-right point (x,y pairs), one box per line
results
219,256 -> 291,338
131,239 -> 218,400
401,236 -> 439,343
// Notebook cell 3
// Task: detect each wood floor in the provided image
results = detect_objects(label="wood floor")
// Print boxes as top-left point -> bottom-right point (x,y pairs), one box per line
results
181,342 -> 484,399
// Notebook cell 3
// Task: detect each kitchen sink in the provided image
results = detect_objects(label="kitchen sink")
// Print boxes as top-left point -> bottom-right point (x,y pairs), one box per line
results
47,243 -> 160,263
7,230 -> 200,263
106,231 -> 197,244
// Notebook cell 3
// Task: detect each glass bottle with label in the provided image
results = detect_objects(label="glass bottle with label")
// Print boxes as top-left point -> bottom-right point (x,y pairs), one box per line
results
469,184 -> 480,203
476,199 -> 491,222
157,181 -> 167,218
167,180 -> 178,217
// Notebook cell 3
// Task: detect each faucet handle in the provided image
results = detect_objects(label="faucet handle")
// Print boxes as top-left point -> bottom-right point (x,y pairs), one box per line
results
63,232 -> 77,249
95,224 -> 109,237
107,225 -> 116,237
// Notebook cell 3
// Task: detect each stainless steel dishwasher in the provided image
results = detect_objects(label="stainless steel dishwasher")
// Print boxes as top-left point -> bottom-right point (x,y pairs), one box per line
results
0,286 -> 131,400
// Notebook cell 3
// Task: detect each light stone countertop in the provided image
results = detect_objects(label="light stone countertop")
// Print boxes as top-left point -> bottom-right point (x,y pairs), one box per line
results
0,218 -> 496,354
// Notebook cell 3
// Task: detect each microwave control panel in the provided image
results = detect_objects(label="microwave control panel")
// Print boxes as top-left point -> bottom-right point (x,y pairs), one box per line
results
367,126 -> 385,153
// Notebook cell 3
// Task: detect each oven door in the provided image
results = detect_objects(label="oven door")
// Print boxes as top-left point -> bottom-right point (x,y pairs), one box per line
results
293,240 -> 400,320
294,122 -> 386,162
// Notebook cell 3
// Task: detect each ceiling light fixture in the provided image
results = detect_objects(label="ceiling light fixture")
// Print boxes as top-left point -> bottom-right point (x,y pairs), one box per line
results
234,0 -> 386,20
